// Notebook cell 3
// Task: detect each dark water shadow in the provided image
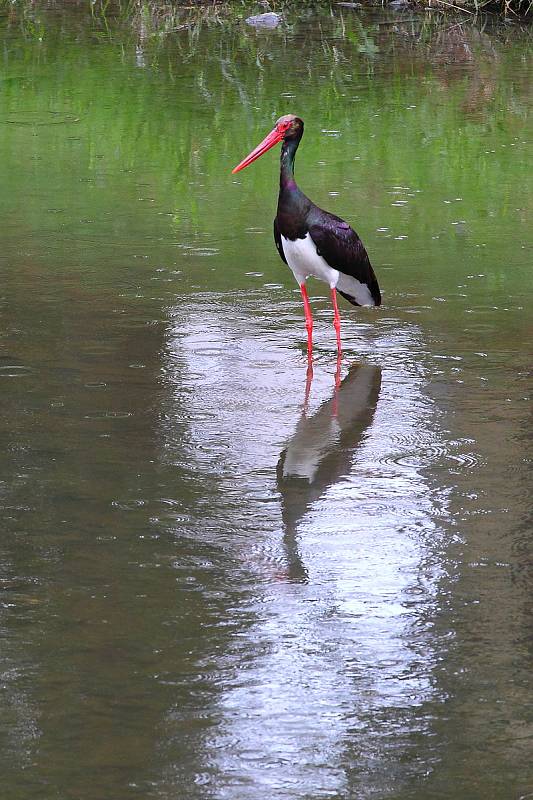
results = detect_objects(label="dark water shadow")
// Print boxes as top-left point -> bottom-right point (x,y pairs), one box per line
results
276,361 -> 382,582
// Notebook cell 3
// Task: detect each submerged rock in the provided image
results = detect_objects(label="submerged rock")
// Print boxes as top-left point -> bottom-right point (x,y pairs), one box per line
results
245,12 -> 282,28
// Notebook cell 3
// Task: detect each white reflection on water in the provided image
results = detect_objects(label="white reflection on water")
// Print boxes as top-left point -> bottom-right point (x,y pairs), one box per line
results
162,296 -> 449,797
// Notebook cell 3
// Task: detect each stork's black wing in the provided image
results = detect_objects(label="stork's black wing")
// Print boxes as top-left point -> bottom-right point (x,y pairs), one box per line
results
273,218 -> 288,265
309,213 -> 381,306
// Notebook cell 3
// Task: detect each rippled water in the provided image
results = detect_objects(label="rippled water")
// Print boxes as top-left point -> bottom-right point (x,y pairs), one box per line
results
0,4 -> 532,799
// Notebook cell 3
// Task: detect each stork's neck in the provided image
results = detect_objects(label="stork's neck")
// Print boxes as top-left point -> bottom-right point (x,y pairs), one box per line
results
280,138 -> 299,192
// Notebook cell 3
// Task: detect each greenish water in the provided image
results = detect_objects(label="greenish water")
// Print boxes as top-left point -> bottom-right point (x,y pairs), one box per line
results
0,5 -> 532,799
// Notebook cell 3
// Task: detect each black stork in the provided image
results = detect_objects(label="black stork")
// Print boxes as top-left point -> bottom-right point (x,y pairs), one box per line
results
232,114 -> 381,355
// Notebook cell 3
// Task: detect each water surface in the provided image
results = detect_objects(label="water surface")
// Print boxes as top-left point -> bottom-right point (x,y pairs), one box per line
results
0,5 -> 532,799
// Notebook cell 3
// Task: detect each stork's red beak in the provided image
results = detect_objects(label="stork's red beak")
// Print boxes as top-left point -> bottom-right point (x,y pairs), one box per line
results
231,126 -> 284,174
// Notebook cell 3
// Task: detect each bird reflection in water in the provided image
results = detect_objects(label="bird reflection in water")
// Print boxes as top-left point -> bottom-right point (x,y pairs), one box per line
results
276,358 -> 382,582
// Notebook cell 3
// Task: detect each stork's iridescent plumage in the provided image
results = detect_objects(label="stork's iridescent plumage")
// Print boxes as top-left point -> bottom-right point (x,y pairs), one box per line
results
232,115 -> 381,354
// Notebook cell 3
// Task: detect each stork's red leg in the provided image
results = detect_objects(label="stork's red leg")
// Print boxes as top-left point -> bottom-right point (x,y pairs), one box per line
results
304,357 -> 313,416
335,350 -> 342,392
332,350 -> 342,417
331,288 -> 342,354
300,284 -> 313,354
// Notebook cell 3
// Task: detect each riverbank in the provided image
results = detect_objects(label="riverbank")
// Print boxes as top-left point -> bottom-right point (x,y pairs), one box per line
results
100,0 -> 533,21
1,0 -> 531,28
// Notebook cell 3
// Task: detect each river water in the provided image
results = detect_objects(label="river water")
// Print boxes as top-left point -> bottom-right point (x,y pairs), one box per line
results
0,4 -> 531,799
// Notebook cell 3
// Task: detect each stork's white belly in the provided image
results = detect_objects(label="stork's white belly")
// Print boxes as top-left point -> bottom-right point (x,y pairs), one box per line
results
281,232 -> 375,306
281,233 -> 339,288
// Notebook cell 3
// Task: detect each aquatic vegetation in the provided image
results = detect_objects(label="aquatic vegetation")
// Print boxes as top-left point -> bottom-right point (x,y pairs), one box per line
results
0,0 -> 531,31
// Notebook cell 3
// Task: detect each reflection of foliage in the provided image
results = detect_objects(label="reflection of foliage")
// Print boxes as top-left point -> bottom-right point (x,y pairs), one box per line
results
0,1 -> 530,295
0,0 -> 46,39
106,0 -> 238,38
